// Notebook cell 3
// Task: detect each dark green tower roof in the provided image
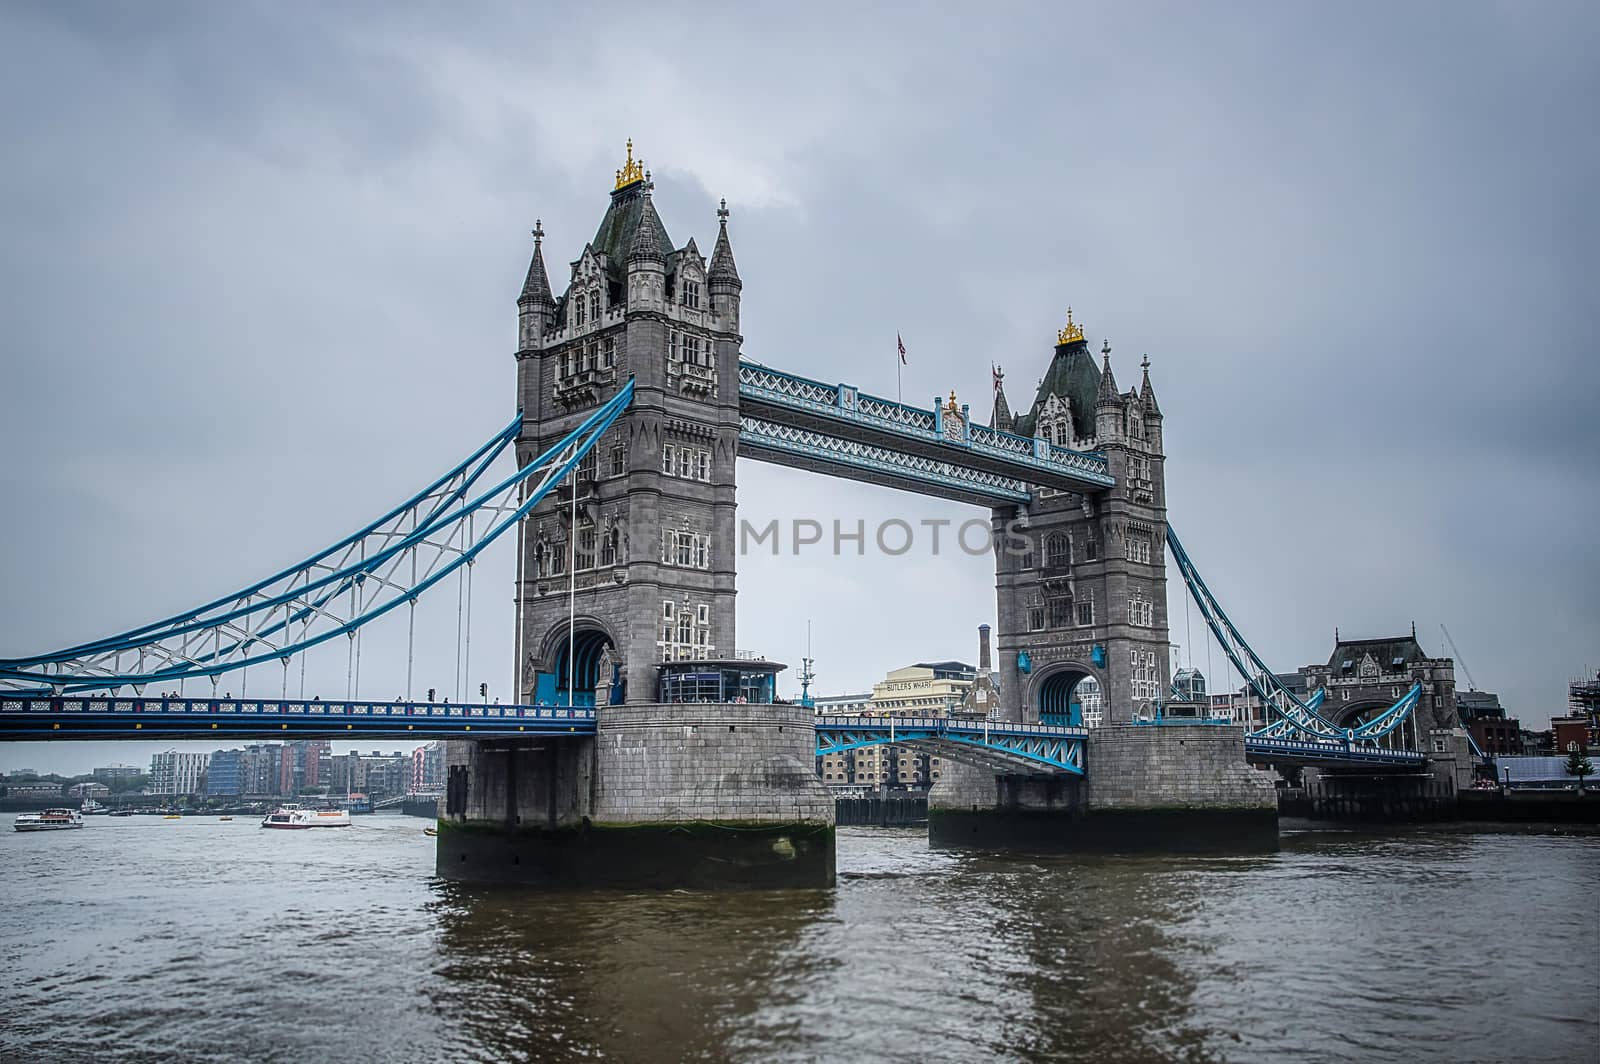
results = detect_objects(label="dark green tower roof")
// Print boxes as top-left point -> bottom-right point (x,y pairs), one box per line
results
591,182 -> 673,284
1014,337 -> 1102,440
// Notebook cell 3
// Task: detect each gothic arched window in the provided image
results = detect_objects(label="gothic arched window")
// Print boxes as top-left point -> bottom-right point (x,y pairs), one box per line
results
589,290 -> 601,322
1046,532 -> 1070,569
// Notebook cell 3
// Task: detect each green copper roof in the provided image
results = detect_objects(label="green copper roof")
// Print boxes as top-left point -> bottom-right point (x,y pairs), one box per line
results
590,184 -> 673,283
1013,339 -> 1101,439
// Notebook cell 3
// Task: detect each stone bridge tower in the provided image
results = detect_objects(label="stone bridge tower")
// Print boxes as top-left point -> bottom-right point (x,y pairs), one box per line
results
990,311 -> 1171,726
513,142 -> 743,706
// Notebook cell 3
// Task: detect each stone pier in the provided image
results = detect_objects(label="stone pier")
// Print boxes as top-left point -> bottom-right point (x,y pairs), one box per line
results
929,725 -> 1279,852
437,703 -> 835,888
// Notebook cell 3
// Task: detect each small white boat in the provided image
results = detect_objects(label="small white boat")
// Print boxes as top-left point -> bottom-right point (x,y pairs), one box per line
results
14,808 -> 85,832
260,804 -> 352,829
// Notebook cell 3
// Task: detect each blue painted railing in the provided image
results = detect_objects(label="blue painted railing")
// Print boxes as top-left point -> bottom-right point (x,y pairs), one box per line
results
738,361 -> 1115,489
0,694 -> 597,738
815,715 -> 1087,774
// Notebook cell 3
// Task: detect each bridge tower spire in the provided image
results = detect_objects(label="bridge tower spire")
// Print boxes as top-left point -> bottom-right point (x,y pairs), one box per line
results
991,316 -> 1171,727
512,142 -> 742,707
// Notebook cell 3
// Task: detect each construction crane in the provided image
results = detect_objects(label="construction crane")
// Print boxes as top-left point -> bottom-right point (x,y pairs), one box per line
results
1439,623 -> 1478,692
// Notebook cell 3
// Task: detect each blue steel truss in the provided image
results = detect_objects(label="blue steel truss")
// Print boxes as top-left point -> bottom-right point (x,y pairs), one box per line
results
816,715 -> 1086,775
1166,525 -> 1422,752
737,360 -> 1115,497
738,415 -> 1032,506
0,380 -> 637,694
0,693 -> 596,740
1243,735 -> 1425,768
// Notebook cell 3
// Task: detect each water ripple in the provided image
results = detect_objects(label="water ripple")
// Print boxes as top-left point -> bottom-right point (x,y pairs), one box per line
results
1,819 -> 1595,1062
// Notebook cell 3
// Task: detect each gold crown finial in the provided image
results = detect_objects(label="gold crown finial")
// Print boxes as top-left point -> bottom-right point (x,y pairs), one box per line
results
1057,307 -> 1084,345
945,389 -> 961,417
614,138 -> 646,190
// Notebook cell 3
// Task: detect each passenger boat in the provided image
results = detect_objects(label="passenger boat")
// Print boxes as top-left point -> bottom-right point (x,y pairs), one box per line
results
163,813 -> 182,820
14,808 -> 85,832
260,804 -> 352,829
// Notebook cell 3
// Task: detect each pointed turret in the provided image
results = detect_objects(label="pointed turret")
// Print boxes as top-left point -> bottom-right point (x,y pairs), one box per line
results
708,199 -> 742,288
708,198 -> 743,330
991,364 -> 1013,431
1096,343 -> 1121,409
517,220 -> 556,349
1139,355 -> 1162,417
519,219 -> 555,307
1094,340 -> 1125,443
628,186 -> 665,265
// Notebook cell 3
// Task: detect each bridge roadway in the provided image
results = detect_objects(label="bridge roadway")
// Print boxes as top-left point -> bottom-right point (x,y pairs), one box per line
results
0,694 -> 595,740
737,361 -> 1115,506
0,695 -> 1429,771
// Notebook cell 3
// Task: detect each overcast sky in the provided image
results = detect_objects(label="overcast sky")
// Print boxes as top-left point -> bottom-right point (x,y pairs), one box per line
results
2,2 -> 1596,775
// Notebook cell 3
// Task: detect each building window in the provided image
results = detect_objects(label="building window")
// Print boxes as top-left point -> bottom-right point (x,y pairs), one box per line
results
1131,648 -> 1160,701
661,444 -> 674,474
589,291 -> 601,322
681,279 -> 701,309
1046,533 -> 1070,569
1126,535 -> 1151,565
1128,588 -> 1153,628
576,527 -> 596,570
1019,538 -> 1034,570
610,443 -> 627,477
1082,534 -> 1099,561
1076,592 -> 1095,626
573,297 -> 584,328
601,528 -> 618,567
578,448 -> 597,482
549,545 -> 565,576
664,531 -> 711,570
1048,598 -> 1073,629
1028,604 -> 1046,632
602,338 -> 616,369
658,599 -> 713,661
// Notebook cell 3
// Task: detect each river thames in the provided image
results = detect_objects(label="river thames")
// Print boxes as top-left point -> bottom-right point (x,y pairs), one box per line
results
1,817 -> 1593,1063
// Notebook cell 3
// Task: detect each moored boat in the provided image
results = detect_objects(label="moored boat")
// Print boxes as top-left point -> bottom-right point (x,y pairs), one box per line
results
14,808 -> 85,832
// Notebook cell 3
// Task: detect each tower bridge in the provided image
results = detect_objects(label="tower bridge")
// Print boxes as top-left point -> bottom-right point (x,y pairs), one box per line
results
0,142 -> 1475,887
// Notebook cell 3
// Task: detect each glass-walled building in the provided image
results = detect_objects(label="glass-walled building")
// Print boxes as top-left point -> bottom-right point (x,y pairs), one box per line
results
657,659 -> 786,704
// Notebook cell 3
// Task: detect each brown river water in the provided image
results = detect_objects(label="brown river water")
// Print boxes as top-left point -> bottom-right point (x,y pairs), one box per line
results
1,815 -> 1595,1063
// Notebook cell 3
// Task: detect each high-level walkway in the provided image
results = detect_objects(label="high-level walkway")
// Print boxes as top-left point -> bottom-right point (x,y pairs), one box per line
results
738,360 -> 1114,505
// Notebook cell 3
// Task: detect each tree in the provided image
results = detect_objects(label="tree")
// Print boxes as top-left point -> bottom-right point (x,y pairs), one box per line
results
1564,747 -> 1592,793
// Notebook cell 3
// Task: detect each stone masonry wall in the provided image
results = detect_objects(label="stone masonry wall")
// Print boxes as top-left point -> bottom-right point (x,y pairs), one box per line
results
926,758 -> 1001,811
1085,726 -> 1277,811
593,703 -> 834,825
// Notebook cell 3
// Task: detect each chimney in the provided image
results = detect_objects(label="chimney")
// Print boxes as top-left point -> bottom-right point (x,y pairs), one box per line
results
978,624 -> 992,673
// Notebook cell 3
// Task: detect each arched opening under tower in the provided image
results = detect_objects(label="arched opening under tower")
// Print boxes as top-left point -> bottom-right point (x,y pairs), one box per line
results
1333,699 -> 1415,749
535,625 -> 617,708
1037,669 -> 1095,727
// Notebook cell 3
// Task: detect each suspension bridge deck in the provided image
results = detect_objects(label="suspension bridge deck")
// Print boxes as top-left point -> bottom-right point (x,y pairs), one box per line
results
0,695 -> 596,740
